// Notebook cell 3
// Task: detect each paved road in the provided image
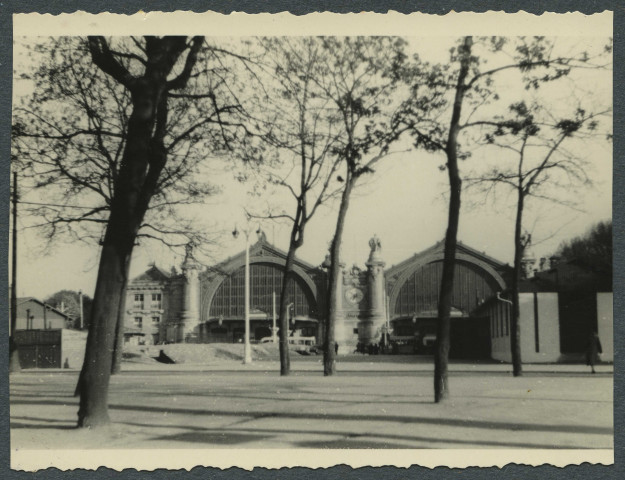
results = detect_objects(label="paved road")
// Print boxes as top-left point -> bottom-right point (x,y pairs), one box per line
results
11,360 -> 613,454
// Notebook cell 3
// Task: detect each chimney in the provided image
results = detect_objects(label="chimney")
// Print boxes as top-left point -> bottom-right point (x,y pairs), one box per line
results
521,253 -> 536,279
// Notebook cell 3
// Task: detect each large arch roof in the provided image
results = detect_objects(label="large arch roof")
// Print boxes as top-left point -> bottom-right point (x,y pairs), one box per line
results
387,240 -> 509,314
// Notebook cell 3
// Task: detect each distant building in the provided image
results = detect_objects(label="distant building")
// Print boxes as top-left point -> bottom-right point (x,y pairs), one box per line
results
125,235 -> 612,363
474,257 -> 613,363
12,297 -> 79,369
14,297 -> 74,331
385,240 -> 509,358
124,264 -> 181,345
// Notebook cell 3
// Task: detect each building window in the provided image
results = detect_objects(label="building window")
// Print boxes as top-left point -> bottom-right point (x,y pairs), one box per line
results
152,316 -> 160,324
353,328 -> 359,334
134,317 -> 143,327
505,305 -> 510,337
152,293 -> 162,309
134,294 -> 144,310
301,327 -> 316,337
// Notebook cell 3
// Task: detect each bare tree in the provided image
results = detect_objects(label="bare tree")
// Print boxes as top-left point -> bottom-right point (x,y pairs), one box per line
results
466,101 -> 611,376
400,36 -> 611,401
309,37 -> 412,376
12,36 -> 247,427
235,37 -> 343,375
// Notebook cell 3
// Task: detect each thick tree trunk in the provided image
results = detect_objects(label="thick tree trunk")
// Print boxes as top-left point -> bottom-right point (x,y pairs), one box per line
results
434,36 -> 472,403
324,174 -> 354,376
77,220 -> 134,427
75,36 -> 200,426
76,74 -> 163,426
278,246 -> 297,376
510,186 -> 524,377
111,273 -> 129,375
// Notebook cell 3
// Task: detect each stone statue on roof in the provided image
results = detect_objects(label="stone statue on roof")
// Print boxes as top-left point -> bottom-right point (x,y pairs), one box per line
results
257,228 -> 267,243
368,234 -> 383,262
182,240 -> 200,271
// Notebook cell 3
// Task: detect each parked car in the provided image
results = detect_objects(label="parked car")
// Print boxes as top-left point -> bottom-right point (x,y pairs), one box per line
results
259,336 -> 319,354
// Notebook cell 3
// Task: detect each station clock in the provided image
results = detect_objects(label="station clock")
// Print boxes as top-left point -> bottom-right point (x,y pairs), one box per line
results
345,287 -> 364,305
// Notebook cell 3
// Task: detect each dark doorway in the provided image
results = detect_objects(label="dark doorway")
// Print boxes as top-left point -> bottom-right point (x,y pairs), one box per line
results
559,291 -> 597,354
450,317 -> 491,359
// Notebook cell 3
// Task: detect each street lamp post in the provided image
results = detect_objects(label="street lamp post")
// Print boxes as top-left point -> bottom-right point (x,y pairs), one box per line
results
233,222 -> 258,365
79,290 -> 84,330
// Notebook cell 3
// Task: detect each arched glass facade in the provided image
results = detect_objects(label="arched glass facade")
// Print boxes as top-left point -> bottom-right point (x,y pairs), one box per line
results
209,262 -> 317,319
393,260 -> 500,317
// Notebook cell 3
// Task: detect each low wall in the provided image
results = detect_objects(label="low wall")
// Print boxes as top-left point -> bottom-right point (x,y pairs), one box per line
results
597,292 -> 613,362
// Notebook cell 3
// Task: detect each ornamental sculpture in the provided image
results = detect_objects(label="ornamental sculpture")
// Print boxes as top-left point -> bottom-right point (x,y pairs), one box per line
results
368,234 -> 382,262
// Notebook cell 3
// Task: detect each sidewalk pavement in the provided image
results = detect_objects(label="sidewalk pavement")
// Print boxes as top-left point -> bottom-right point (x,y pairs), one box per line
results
16,354 -> 614,374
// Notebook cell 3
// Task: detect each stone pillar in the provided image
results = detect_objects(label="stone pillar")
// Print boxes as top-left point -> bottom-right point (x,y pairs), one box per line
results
180,242 -> 201,342
360,235 -> 386,345
333,263 -> 348,345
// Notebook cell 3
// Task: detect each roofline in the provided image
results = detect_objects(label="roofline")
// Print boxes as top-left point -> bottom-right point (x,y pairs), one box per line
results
16,297 -> 75,320
386,239 -> 508,276
129,264 -> 173,283
212,237 -> 319,273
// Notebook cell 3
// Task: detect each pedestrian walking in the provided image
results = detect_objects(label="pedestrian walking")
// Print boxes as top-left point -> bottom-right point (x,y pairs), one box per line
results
586,331 -> 602,374
334,342 -> 339,355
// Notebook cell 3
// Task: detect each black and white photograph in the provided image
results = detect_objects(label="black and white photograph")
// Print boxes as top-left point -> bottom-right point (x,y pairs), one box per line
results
7,10 -> 614,471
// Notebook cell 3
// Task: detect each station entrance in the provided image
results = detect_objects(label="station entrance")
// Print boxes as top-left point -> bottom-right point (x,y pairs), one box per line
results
391,316 -> 491,359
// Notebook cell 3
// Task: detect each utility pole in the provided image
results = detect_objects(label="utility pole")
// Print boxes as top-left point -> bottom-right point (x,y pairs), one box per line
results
10,171 -> 21,372
272,291 -> 277,343
79,290 -> 84,330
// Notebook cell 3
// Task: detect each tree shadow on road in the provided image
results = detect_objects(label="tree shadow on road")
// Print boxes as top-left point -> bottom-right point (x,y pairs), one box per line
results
149,431 -> 273,445
10,398 -> 613,436
11,421 -> 77,430
131,390 -> 433,405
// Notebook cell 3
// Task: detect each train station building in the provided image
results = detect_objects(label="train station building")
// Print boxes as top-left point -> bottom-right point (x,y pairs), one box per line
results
125,234 -> 613,363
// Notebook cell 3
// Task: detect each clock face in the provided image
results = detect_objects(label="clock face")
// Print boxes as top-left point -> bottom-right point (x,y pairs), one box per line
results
345,287 -> 364,305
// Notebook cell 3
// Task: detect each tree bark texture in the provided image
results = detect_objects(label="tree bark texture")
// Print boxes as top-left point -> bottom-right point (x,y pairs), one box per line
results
77,236 -> 133,427
510,185 -> 525,377
434,36 -> 472,403
77,36 -> 201,427
278,247 -> 297,376
110,273 -> 129,375
324,173 -> 354,376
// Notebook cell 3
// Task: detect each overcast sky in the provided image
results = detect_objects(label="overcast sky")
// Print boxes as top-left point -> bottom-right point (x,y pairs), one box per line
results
10,15 -> 612,300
